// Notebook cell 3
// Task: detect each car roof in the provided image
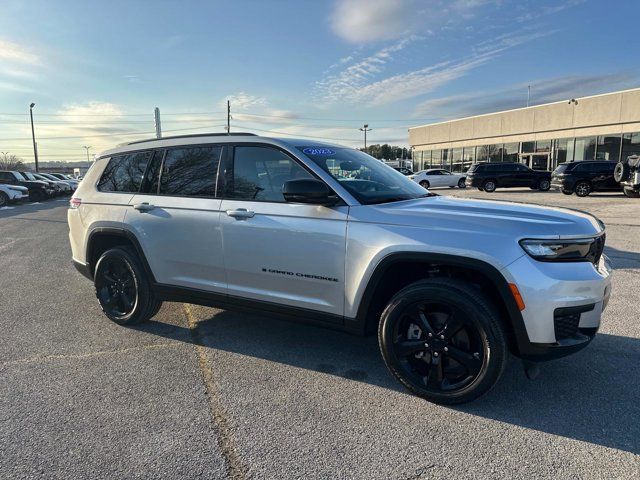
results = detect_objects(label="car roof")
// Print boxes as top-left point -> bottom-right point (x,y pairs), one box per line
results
99,133 -> 346,158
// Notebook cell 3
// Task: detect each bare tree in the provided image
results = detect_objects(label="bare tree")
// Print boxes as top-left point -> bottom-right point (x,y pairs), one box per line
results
0,153 -> 26,170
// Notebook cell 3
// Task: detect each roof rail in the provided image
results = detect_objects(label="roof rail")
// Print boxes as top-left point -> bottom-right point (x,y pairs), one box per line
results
124,132 -> 257,146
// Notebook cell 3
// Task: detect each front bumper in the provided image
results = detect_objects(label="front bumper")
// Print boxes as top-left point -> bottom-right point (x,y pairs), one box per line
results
502,253 -> 612,361
465,177 -> 482,187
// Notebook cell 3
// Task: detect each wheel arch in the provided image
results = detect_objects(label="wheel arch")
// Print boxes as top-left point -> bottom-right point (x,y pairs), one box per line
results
354,252 -> 530,356
85,227 -> 156,282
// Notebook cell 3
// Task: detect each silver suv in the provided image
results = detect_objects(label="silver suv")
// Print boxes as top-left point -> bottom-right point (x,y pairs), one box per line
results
68,133 -> 612,404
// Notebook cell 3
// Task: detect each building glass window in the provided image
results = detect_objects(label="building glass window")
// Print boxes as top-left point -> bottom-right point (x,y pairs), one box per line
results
476,145 -> 490,163
503,143 -> 519,162
574,136 -> 597,161
441,149 -> 450,169
462,146 -> 475,171
431,150 -> 441,169
566,138 -> 575,162
554,138 -> 570,165
488,144 -> 502,162
621,132 -> 640,160
596,134 -> 621,162
535,140 -> 551,153
521,141 -> 535,153
413,151 -> 422,172
451,148 -> 463,172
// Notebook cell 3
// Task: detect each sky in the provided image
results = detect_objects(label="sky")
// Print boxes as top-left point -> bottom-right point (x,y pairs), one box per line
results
0,0 -> 639,163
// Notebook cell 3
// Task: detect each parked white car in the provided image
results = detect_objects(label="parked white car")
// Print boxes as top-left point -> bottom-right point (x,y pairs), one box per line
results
0,183 -> 29,206
409,169 -> 467,189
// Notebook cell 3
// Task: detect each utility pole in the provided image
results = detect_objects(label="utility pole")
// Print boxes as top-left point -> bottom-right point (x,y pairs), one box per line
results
359,124 -> 372,150
29,102 -> 39,172
226,100 -> 231,134
154,107 -> 162,138
527,85 -> 531,107
82,145 -> 91,163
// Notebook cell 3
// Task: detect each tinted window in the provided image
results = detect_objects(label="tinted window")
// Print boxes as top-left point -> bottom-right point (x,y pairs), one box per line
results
159,146 -> 222,197
231,146 -> 313,202
0,172 -> 13,181
97,151 -> 153,193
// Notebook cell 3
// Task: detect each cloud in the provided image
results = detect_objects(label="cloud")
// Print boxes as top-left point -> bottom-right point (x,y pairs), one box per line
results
0,80 -> 34,93
0,39 -> 41,65
56,102 -> 124,124
411,73 -> 640,120
516,0 -> 586,23
221,92 -> 267,110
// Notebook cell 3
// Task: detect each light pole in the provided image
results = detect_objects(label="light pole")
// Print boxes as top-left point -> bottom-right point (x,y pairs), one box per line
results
359,124 -> 372,150
82,145 -> 92,163
29,102 -> 39,172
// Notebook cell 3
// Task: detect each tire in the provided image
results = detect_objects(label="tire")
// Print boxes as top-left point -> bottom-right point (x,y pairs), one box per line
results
614,162 -> 630,182
538,179 -> 551,191
29,190 -> 44,202
574,181 -> 591,197
458,178 -> 466,188
482,180 -> 497,192
623,187 -> 640,198
0,191 -> 9,207
378,278 -> 508,405
93,246 -> 159,325
562,189 -> 573,195
477,187 -> 484,191
419,180 -> 430,189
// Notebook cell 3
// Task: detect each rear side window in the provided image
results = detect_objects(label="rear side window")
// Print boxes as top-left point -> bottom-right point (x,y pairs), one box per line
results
97,151 -> 153,193
159,146 -> 222,197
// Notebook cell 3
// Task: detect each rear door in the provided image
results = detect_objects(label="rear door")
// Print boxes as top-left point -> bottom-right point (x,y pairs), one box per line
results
126,145 -> 227,292
219,144 -> 347,318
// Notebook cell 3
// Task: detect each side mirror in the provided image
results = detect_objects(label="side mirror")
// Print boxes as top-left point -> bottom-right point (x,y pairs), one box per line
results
282,179 -> 338,206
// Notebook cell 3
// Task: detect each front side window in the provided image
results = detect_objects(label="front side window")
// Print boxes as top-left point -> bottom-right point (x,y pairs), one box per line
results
97,151 -> 153,193
230,146 -> 313,202
159,146 -> 222,197
299,147 -> 428,205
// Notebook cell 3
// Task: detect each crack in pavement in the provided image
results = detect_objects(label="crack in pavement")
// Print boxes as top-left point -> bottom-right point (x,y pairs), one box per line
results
0,342 -> 182,368
183,304 -> 247,480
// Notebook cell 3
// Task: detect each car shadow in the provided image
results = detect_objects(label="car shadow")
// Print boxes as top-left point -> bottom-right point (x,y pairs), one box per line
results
605,245 -> 640,269
134,308 -> 640,454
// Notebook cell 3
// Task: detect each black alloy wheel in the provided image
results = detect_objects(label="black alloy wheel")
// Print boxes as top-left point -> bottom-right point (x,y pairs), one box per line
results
623,187 -> 640,198
379,278 -> 507,404
94,247 -> 160,325
538,179 -> 551,191
0,191 -> 9,207
574,181 -> 591,197
420,180 -> 430,189
482,180 -> 497,192
458,178 -> 466,188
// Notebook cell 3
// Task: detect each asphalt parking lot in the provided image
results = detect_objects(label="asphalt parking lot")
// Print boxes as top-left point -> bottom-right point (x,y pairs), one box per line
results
1,190 -> 639,479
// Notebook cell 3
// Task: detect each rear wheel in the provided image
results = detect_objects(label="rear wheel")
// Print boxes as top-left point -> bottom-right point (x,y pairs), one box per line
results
482,180 -> 497,192
378,278 -> 507,405
0,191 -> 9,207
94,247 -> 160,325
419,180 -> 430,189
623,187 -> 640,198
574,181 -> 591,197
538,179 -> 551,191
458,178 -> 466,188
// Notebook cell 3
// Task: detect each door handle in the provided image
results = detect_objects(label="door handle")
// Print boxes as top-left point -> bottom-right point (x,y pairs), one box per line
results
133,202 -> 155,212
226,208 -> 255,219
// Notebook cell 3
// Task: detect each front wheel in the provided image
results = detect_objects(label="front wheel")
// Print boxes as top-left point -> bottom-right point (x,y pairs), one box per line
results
458,178 -> 467,188
623,187 -> 640,198
0,191 -> 9,207
538,179 -> 551,191
562,189 -> 573,195
574,181 -> 591,197
419,180 -> 430,189
94,247 -> 160,325
378,278 -> 508,405
482,180 -> 497,192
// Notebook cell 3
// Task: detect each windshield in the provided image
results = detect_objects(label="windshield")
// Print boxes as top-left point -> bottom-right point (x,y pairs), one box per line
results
19,172 -> 33,180
298,147 -> 429,204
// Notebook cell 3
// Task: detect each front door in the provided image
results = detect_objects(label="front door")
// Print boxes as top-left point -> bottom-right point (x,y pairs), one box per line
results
219,145 -> 347,318
126,145 -> 227,293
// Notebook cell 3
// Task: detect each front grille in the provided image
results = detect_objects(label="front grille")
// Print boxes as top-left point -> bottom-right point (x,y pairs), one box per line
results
554,304 -> 595,341
586,234 -> 605,266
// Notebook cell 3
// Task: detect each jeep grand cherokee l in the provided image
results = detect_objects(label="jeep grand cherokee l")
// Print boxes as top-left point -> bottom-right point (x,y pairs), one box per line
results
551,161 -> 620,197
68,133 -> 612,405
465,162 -> 551,192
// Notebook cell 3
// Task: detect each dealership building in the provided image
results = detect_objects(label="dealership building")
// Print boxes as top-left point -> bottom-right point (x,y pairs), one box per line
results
408,87 -> 640,173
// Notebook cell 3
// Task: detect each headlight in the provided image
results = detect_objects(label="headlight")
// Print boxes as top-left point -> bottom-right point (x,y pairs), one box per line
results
519,238 -> 598,262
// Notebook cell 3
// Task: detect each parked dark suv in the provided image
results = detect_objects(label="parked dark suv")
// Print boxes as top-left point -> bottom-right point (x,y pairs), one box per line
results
551,161 -> 620,197
0,170 -> 53,201
465,163 -> 551,192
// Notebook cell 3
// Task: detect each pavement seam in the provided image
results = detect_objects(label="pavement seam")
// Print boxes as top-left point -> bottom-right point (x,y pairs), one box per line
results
0,342 -> 181,368
183,304 -> 247,480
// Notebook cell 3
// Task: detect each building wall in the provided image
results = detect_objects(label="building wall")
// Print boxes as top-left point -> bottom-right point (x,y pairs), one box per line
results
408,88 -> 640,172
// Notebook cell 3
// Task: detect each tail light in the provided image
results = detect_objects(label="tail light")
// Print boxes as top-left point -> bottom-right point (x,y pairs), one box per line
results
70,197 -> 82,209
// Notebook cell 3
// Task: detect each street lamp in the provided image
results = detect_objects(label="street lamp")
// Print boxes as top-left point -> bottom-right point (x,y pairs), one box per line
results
29,102 -> 39,172
359,124 -> 372,150
82,145 -> 92,163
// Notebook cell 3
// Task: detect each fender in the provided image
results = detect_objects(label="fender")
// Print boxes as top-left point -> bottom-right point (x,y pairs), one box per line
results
353,252 -> 532,356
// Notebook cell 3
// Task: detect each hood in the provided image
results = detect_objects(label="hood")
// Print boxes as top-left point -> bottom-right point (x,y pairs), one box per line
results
20,180 -> 49,188
356,195 -> 603,239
